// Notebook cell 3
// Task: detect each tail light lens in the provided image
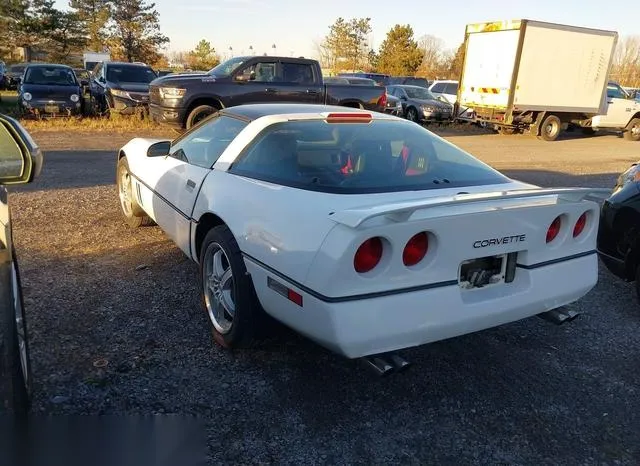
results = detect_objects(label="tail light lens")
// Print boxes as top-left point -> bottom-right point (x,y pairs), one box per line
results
377,92 -> 387,108
573,212 -> 588,237
354,237 -> 383,273
403,232 -> 429,266
546,216 -> 562,243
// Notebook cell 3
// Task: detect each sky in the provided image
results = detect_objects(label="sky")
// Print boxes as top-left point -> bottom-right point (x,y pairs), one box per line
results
53,0 -> 638,60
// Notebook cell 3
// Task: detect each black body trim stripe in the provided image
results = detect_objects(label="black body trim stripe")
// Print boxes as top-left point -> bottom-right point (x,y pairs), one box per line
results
130,173 -> 192,221
242,252 -> 458,303
516,250 -> 597,270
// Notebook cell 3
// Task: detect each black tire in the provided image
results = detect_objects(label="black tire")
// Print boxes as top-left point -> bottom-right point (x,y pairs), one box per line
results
538,114 -> 562,141
405,107 -> 419,123
186,105 -> 217,129
116,157 -> 155,228
198,225 -> 264,349
624,118 -> 640,142
0,254 -> 31,417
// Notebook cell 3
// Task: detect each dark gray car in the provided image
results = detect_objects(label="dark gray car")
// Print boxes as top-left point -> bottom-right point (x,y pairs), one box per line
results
0,114 -> 43,417
387,85 -> 453,124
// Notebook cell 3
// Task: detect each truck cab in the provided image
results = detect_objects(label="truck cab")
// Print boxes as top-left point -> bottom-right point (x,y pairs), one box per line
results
590,82 -> 640,140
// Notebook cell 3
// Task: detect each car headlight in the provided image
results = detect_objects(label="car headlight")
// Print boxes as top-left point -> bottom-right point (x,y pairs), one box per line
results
70,94 -> 79,102
158,87 -> 186,99
23,92 -> 32,101
111,89 -> 130,99
422,106 -> 435,112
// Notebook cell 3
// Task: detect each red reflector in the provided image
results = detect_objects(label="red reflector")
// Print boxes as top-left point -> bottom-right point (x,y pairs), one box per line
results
546,216 -> 562,243
287,288 -> 303,307
403,232 -> 429,266
354,237 -> 383,273
573,212 -> 587,237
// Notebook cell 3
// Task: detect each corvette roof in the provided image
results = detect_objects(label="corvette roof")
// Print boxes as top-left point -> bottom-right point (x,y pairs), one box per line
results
220,103 -> 393,121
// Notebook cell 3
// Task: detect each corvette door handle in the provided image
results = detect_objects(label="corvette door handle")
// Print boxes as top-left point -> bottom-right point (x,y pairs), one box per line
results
265,88 -> 277,93
186,179 -> 196,189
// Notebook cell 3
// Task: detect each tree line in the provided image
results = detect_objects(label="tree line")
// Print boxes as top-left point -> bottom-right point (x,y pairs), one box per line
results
316,17 -> 640,87
0,0 -> 169,66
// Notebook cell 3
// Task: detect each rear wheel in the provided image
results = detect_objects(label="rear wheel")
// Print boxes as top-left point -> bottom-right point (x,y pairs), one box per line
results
624,118 -> 640,142
116,157 -> 154,228
198,225 -> 264,349
538,114 -> 562,141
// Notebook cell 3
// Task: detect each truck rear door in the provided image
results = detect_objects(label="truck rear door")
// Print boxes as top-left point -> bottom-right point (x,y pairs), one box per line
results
275,60 -> 323,103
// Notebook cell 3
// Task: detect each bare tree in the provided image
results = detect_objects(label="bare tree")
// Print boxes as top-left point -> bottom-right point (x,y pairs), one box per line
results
416,34 -> 446,78
611,36 -> 640,88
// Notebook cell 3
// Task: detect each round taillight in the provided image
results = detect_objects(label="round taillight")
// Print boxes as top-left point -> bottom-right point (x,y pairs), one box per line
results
573,212 -> 588,237
354,237 -> 383,273
546,216 -> 562,243
403,232 -> 429,266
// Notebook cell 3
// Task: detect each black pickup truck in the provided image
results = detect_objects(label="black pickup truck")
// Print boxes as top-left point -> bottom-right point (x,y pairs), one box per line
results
148,56 -> 388,129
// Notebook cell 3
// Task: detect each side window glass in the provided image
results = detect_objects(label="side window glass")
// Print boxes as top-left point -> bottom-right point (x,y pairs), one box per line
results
607,85 -> 625,99
431,83 -> 445,93
238,62 -> 277,82
444,83 -> 458,95
281,62 -> 315,84
170,116 -> 248,168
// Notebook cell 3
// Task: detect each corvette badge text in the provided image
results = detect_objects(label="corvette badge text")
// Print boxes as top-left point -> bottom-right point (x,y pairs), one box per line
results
473,234 -> 526,248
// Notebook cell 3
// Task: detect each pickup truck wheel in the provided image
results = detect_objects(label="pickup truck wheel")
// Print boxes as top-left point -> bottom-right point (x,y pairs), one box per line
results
186,105 -> 217,129
406,107 -> 419,123
199,225 -> 263,349
117,157 -> 155,228
538,114 -> 561,141
624,118 -> 640,142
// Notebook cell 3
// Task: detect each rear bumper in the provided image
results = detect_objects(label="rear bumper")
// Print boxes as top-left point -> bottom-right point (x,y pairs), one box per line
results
245,252 -> 598,359
149,103 -> 185,128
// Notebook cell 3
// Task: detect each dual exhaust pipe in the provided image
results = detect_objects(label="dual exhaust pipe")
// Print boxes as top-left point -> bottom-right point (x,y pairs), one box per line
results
362,352 -> 410,376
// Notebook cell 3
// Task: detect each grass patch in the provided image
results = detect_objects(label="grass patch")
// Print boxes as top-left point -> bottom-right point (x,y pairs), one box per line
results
21,111 -> 169,133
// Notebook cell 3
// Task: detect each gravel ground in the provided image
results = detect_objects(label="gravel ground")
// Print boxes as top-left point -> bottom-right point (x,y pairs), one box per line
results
8,127 -> 640,464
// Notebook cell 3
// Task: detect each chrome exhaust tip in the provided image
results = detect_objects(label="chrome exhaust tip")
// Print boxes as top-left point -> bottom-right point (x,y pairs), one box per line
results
389,353 -> 411,372
538,307 -> 580,325
362,356 -> 394,376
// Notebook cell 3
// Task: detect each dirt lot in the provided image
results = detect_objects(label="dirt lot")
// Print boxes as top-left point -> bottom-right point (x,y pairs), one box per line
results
9,126 -> 640,464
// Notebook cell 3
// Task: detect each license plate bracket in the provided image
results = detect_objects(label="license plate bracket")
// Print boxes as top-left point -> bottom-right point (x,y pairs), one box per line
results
44,105 -> 59,114
459,254 -> 509,289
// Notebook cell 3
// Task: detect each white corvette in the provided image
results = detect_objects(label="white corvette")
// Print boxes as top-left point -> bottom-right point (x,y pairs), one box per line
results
116,103 -> 609,372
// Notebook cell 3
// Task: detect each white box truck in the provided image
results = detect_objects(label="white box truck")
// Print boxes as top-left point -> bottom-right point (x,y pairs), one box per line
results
83,51 -> 110,71
455,19 -> 636,141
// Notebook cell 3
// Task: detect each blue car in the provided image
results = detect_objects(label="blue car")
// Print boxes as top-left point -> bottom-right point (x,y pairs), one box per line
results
19,63 -> 84,117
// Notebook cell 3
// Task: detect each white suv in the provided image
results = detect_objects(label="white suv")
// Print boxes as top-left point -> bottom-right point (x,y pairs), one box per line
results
428,80 -> 475,120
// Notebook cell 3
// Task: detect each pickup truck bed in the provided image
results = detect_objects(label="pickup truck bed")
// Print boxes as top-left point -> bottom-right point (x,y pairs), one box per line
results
148,56 -> 387,129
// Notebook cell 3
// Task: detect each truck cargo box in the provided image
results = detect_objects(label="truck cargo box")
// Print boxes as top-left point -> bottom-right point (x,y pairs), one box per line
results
458,19 -> 617,116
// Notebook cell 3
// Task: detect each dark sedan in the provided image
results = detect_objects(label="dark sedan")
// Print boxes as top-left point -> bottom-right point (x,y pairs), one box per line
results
18,64 -> 83,117
386,85 -> 453,124
597,162 -> 640,299
5,63 -> 29,90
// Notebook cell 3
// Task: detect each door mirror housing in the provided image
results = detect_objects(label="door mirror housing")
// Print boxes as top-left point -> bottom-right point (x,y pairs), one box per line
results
98,76 -> 106,84
0,114 -> 42,184
146,140 -> 171,157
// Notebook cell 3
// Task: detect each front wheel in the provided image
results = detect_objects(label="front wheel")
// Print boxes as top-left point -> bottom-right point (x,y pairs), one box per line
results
198,225 -> 264,349
116,157 -> 154,228
624,118 -> 640,142
186,105 -> 217,129
405,107 -> 419,123
538,114 -> 562,141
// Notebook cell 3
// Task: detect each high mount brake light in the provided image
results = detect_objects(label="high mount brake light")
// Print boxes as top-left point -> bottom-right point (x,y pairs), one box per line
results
403,232 -> 429,266
325,112 -> 373,123
573,212 -> 588,237
546,216 -> 562,243
354,237 -> 383,273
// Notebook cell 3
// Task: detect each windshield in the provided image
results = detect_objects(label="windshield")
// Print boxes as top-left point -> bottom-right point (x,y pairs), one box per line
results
404,87 -> 435,100
230,119 -> 509,194
404,78 -> 429,88
208,56 -> 248,77
23,66 -> 78,86
106,65 -> 157,83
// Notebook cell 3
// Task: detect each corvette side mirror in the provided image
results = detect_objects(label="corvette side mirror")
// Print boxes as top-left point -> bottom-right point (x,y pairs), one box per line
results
0,114 -> 42,184
146,141 -> 171,157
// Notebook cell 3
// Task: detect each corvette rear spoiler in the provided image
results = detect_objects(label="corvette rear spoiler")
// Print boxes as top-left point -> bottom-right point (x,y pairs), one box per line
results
329,187 -> 613,228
